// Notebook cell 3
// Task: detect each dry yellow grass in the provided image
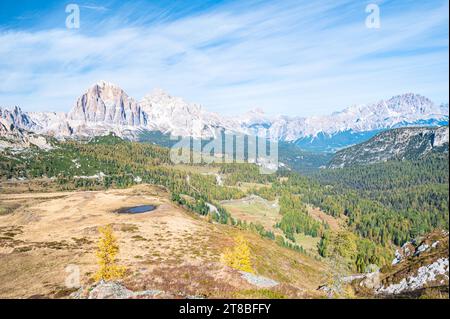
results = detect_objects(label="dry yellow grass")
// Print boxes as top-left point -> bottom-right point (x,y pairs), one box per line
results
0,184 -> 329,298
235,182 -> 272,193
293,233 -> 321,256
221,196 -> 280,231
306,205 -> 344,232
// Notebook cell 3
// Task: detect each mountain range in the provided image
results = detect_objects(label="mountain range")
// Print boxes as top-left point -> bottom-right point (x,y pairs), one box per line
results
1,81 -> 448,152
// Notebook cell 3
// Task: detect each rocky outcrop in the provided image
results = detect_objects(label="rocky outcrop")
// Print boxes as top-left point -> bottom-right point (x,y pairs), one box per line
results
348,230 -> 449,298
70,281 -> 202,299
376,258 -> 448,295
239,271 -> 279,288
87,281 -> 135,299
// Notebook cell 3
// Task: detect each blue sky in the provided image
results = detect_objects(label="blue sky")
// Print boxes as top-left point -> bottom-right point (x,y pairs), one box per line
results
0,0 -> 448,116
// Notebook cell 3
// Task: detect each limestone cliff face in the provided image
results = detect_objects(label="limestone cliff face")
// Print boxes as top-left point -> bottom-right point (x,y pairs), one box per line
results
68,81 -> 147,127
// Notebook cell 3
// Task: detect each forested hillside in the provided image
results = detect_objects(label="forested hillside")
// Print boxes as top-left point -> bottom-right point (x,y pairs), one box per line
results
214,155 -> 449,271
1,132 -> 448,274
138,129 -> 332,173
328,126 -> 449,168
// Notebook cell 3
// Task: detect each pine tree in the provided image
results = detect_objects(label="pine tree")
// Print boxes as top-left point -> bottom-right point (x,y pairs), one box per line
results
318,232 -> 330,257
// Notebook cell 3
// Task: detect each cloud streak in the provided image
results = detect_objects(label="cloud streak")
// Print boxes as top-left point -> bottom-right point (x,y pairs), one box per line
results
0,0 -> 448,116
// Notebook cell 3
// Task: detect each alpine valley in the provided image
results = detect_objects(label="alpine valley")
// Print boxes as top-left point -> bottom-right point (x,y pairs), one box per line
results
0,80 -> 448,300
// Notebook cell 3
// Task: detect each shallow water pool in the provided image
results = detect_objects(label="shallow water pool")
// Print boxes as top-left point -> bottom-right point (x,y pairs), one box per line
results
116,205 -> 157,214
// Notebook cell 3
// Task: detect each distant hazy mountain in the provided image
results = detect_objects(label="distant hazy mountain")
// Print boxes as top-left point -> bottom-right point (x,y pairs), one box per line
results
292,95 -> 449,151
139,88 -> 240,138
1,81 -> 448,151
328,126 -> 449,168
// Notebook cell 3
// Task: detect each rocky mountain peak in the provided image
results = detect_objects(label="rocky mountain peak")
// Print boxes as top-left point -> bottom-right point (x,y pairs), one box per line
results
68,81 -> 147,127
4,82 -> 448,150
145,88 -> 172,99
140,88 -> 202,117
239,107 -> 271,128
95,80 -> 118,88
0,105 -> 37,130
383,93 -> 437,114
140,88 -> 200,111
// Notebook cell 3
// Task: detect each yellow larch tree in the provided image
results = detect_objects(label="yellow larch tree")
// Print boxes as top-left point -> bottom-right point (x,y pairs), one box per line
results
222,234 -> 254,273
93,225 -> 126,282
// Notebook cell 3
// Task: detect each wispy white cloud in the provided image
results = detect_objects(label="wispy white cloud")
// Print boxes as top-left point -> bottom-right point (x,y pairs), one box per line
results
80,5 -> 109,12
0,0 -> 448,116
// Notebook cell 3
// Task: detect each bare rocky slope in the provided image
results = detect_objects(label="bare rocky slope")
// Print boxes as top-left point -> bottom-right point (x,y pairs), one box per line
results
328,126 -> 449,168
352,230 -> 449,298
0,116 -> 53,150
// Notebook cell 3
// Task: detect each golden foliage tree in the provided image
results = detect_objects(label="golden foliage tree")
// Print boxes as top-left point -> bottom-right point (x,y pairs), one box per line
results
332,231 -> 358,260
93,225 -> 126,282
222,235 -> 254,273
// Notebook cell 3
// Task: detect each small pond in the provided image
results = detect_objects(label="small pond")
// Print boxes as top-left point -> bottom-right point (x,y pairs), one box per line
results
116,205 -> 157,214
